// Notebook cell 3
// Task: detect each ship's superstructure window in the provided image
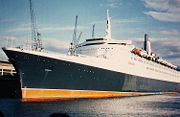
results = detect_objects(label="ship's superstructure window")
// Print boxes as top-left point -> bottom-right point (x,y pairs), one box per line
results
83,42 -> 105,46
86,38 -> 105,42
108,43 -> 127,46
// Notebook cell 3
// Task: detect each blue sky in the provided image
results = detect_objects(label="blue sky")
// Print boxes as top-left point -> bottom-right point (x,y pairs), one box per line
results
0,0 -> 180,65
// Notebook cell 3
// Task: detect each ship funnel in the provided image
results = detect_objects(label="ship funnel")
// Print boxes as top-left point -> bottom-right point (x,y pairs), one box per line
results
144,34 -> 148,50
105,9 -> 111,39
144,34 -> 151,55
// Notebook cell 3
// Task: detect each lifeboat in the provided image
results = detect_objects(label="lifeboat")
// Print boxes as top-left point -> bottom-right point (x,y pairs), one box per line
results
133,48 -> 140,55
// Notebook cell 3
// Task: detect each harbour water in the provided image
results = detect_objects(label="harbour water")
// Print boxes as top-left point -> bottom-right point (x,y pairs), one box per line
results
0,93 -> 179,117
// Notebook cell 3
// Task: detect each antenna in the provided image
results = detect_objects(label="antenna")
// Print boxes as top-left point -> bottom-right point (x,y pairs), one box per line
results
29,0 -> 43,51
105,9 -> 111,39
92,24 -> 95,38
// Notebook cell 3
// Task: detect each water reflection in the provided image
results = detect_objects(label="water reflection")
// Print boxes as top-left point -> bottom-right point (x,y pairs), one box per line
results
0,94 -> 179,117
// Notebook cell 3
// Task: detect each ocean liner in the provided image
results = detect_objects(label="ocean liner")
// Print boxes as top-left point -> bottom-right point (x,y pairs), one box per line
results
2,9 -> 180,101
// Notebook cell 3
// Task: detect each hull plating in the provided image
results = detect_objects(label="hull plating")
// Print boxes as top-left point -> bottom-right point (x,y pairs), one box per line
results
3,49 -> 180,100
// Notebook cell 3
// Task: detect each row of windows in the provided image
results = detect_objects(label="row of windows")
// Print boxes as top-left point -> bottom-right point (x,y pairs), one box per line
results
62,62 -> 95,74
131,54 -> 177,73
82,42 -> 105,47
22,55 -> 59,65
146,67 -> 179,78
79,48 -> 114,51
131,54 -> 179,77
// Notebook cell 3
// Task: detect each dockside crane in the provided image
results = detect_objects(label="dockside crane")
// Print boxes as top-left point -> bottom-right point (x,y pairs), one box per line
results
68,16 -> 82,55
29,0 -> 43,51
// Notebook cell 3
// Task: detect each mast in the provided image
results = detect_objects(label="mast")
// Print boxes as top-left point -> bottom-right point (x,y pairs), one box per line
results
105,9 -> 111,39
72,16 -> 78,46
92,24 -> 95,38
29,0 -> 43,51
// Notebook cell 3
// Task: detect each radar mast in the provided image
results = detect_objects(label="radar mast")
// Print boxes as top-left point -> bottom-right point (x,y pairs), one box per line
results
105,9 -> 111,39
29,0 -> 43,51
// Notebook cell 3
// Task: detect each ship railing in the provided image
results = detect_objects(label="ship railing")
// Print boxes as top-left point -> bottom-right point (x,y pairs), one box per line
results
131,48 -> 177,70
4,38 -> 33,51
0,66 -> 16,76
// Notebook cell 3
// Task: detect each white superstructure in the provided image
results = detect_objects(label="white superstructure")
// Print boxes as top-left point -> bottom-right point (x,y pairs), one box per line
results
68,9 -> 180,83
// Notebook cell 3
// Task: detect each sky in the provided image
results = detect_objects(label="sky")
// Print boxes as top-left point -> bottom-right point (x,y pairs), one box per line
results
0,0 -> 180,65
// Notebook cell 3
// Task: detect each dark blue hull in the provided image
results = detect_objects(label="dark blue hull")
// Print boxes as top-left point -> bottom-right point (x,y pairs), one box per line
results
3,49 -> 180,93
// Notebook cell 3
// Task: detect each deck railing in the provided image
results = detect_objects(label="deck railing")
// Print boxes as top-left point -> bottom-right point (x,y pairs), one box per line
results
0,66 -> 16,76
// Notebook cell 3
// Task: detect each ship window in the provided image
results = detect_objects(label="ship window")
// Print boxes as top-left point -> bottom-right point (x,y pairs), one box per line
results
108,43 -> 118,44
82,42 -> 105,46
86,38 -> 104,42
108,43 -> 127,45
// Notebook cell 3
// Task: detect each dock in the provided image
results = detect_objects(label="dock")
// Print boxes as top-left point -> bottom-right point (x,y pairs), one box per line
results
0,61 -> 16,76
0,61 -> 21,98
